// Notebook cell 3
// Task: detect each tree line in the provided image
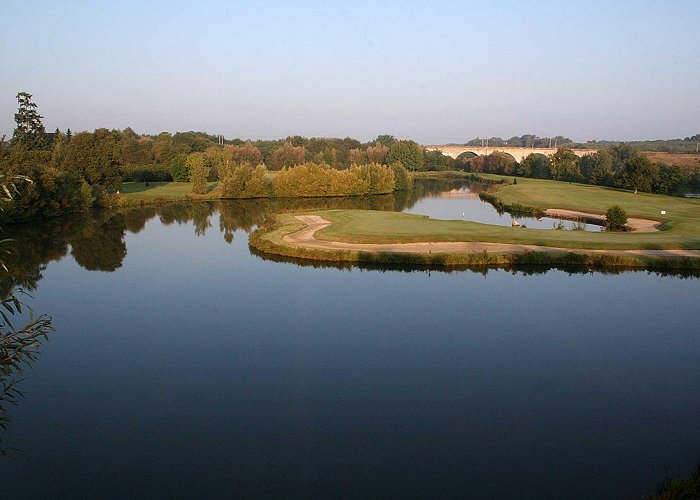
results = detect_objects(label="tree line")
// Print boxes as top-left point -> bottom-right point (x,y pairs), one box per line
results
455,134 -> 700,153
1,92 -> 697,224
455,145 -> 695,195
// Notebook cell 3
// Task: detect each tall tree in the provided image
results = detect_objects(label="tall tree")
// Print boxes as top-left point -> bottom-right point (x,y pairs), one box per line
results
12,92 -> 48,150
187,153 -> 210,194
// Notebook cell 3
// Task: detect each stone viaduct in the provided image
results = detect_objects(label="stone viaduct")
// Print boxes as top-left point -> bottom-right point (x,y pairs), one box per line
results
425,145 -> 598,163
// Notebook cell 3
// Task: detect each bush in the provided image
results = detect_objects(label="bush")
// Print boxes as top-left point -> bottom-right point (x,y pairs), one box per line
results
219,163 -> 269,198
605,205 -> 627,229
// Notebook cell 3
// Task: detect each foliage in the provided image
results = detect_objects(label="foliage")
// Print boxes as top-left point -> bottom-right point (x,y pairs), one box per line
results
0,174 -> 54,454
366,142 -> 389,164
580,150 -> 614,186
386,140 -> 425,171
219,163 -> 269,198
549,147 -> 581,181
390,163 -> 412,192
518,153 -> 551,179
605,205 -> 628,229
170,153 -> 190,182
272,162 -> 398,198
187,153 -> 210,194
267,141 -> 306,171
225,141 -> 262,166
11,93 -> 48,151
619,156 -> 659,192
0,290 -> 53,453
424,149 -> 455,171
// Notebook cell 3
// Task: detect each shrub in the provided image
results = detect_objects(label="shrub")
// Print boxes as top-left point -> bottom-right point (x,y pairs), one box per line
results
605,205 -> 627,229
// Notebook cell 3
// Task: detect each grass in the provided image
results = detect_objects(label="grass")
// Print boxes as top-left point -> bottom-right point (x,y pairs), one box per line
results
311,208 -> 700,250
249,212 -> 700,269
249,175 -> 700,268
120,181 -> 218,200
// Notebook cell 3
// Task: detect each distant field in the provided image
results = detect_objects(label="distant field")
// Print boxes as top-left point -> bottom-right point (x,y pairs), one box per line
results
643,151 -> 700,169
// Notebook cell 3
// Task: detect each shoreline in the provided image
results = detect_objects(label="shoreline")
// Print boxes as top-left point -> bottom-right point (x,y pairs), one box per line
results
248,212 -> 700,270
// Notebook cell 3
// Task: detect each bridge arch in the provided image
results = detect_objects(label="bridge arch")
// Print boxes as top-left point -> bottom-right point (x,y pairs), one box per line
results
426,145 -> 598,163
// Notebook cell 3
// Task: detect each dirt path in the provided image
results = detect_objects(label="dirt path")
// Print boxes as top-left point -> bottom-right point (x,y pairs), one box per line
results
282,215 -> 700,258
544,209 -> 660,232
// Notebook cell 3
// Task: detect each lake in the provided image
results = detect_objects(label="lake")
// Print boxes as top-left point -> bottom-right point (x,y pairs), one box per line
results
1,180 -> 699,498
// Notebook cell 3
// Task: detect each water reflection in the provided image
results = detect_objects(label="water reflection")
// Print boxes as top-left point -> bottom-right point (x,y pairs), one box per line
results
2,181 -> 697,300
2,182 -> 699,498
249,245 -> 700,278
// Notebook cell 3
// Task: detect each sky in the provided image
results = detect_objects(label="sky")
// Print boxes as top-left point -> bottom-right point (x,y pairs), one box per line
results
1,0 -> 698,144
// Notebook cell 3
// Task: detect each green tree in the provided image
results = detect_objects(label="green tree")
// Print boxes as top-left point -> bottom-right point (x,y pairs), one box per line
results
580,150 -> 614,185
605,205 -> 627,229
390,163 -> 412,191
484,151 -> 517,175
386,140 -> 425,171
50,128 -> 68,167
170,154 -> 190,182
187,153 -> 210,194
549,147 -> 580,181
518,153 -> 550,178
424,149 -> 455,171
654,164 -> 687,195
374,135 -> 397,147
619,156 -> 659,192
11,92 -> 48,150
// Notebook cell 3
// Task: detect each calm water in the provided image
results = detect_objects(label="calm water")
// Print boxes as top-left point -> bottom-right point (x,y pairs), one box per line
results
1,181 -> 699,499
404,182 -> 603,231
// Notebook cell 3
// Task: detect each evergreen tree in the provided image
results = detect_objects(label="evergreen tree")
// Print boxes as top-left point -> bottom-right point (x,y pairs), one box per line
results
50,128 -> 67,166
12,92 -> 48,150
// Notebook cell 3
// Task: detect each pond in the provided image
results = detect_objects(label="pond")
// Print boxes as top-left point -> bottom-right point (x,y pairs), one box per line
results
1,181 -> 698,498
403,178 -> 603,231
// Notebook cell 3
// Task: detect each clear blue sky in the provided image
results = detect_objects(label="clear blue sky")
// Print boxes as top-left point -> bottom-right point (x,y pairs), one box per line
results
1,0 -> 698,143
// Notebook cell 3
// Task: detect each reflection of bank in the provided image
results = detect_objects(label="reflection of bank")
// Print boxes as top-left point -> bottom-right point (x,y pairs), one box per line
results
0,180 -> 505,299
0,290 -> 53,454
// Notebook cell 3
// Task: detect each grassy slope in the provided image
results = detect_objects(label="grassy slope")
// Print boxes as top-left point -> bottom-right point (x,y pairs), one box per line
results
311,177 -> 700,250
